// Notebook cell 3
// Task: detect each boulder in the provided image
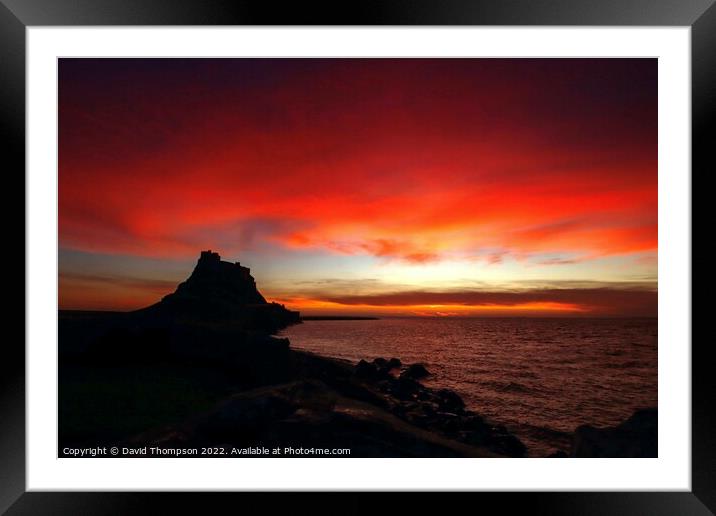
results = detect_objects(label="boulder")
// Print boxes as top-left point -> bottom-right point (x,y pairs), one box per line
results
488,431 -> 528,458
354,359 -> 379,379
372,357 -> 402,374
434,412 -> 461,433
400,363 -> 430,380
372,358 -> 388,369
390,376 -> 421,400
463,414 -> 489,431
436,388 -> 465,413
571,408 -> 657,458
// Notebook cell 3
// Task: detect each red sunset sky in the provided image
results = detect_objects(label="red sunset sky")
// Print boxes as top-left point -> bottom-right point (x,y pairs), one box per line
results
58,58 -> 657,317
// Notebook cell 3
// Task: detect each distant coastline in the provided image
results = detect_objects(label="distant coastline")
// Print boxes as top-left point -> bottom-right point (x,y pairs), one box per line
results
58,311 -> 378,322
301,315 -> 379,321
58,310 -> 656,321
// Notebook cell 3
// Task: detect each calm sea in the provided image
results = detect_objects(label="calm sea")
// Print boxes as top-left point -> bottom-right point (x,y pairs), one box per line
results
279,317 -> 657,456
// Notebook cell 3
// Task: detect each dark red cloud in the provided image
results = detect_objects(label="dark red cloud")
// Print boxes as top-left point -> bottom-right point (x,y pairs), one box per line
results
318,287 -> 657,317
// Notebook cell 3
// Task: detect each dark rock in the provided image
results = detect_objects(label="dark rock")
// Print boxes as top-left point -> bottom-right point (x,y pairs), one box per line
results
390,376 -> 421,400
387,358 -> 402,369
571,408 -> 657,458
415,390 -> 431,401
419,402 -> 437,417
457,423 -> 527,457
489,432 -> 528,458
354,359 -> 378,379
131,380 -> 490,458
402,411 -> 431,428
400,363 -> 430,380
355,358 -> 396,382
463,414 -> 489,430
136,250 -> 300,332
248,335 -> 290,351
371,357 -> 402,376
436,388 -> 465,413
175,250 -> 268,305
197,394 -> 297,441
434,412 -> 461,433
372,358 -> 388,368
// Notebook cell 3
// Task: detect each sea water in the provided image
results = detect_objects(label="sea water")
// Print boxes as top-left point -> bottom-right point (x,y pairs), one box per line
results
280,317 -> 657,456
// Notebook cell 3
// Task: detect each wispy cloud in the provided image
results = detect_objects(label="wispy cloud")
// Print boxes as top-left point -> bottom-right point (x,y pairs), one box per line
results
59,272 -> 177,291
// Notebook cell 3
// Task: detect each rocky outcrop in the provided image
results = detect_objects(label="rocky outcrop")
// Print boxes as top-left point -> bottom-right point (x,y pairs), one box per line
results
136,250 -> 300,332
169,250 -> 267,305
123,352 -> 527,458
349,357 -> 526,457
400,363 -> 430,380
353,357 -> 403,380
126,379 -> 499,458
570,408 -> 657,457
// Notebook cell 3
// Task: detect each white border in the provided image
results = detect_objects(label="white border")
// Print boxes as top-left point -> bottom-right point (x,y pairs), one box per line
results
27,27 -> 691,491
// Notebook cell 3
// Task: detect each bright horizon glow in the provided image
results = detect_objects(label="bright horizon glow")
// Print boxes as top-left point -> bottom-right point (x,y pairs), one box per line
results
267,298 -> 588,317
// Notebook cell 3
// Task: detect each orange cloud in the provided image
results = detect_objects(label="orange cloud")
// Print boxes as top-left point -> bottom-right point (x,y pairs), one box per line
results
270,286 -> 656,317
270,297 -> 587,317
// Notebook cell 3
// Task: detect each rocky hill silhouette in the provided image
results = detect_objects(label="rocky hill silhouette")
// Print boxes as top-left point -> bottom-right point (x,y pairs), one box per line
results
136,250 -> 300,332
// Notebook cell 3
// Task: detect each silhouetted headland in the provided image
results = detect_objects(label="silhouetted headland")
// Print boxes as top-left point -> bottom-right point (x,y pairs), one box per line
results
136,250 -> 300,332
59,250 -> 651,458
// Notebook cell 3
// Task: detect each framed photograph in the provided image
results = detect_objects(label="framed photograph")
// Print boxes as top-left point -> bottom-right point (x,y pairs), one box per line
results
4,0 -> 711,513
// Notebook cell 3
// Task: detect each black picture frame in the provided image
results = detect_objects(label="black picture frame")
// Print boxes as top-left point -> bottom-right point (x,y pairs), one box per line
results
2,0 -> 711,513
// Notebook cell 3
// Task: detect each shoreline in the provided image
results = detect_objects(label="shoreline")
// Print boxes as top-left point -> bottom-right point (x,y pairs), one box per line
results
282,320 -> 658,457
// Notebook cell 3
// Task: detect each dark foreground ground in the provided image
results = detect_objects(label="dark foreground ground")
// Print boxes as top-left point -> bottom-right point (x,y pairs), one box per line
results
59,311 -> 656,458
